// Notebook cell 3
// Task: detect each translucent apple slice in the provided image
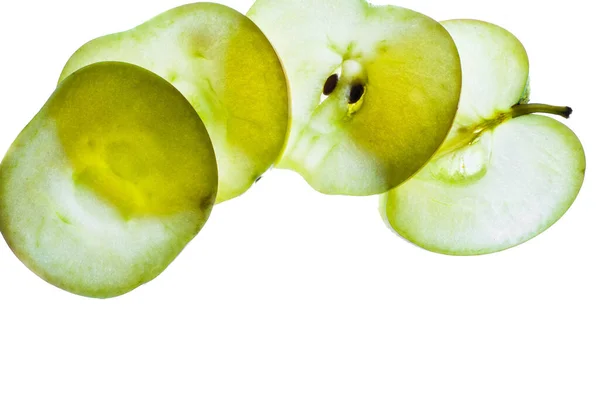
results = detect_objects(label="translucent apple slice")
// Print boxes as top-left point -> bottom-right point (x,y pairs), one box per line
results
436,19 -> 530,156
0,62 -> 218,298
381,20 -> 586,255
60,3 -> 289,203
248,0 -> 461,195
382,115 -> 585,255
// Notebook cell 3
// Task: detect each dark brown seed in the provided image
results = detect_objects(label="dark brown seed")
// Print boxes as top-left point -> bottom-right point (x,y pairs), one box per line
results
323,74 -> 339,96
349,84 -> 365,104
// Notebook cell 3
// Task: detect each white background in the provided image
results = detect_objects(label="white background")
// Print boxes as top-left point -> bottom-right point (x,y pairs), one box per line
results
0,0 -> 598,399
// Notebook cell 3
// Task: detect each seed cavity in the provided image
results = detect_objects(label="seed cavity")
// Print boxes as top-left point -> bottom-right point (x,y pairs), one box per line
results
349,84 -> 365,104
323,74 -> 339,96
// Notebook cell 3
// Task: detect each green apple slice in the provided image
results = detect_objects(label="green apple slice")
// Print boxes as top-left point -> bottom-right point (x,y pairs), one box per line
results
0,62 -> 218,298
248,0 -> 461,195
60,3 -> 289,203
382,20 -> 586,256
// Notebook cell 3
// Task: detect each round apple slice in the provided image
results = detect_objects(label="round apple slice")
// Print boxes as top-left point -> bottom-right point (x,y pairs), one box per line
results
0,62 -> 218,298
248,0 -> 461,195
60,3 -> 289,203
381,20 -> 586,255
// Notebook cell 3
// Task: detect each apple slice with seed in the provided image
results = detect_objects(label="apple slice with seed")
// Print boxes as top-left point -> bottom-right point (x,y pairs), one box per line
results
248,0 -> 462,195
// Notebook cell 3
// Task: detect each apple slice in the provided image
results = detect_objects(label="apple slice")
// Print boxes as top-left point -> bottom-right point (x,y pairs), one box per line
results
381,20 -> 586,256
248,0 -> 461,195
0,62 -> 218,298
60,3 -> 289,203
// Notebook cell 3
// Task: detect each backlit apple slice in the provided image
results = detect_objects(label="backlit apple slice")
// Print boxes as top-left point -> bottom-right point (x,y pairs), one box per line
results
60,3 -> 289,203
0,62 -> 218,297
248,0 -> 461,195
381,20 -> 586,255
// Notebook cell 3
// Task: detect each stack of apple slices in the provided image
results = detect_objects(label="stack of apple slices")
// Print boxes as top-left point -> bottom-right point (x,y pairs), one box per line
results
248,1 -> 585,256
1,3 -> 289,298
0,0 -> 586,298
60,3 -> 290,204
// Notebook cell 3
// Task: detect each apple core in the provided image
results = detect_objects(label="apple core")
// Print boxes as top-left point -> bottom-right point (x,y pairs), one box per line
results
249,0 -> 462,195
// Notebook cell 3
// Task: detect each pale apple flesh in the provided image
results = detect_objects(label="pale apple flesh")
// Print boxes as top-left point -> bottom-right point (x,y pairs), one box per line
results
382,20 -> 586,256
382,115 -> 585,255
0,62 -> 218,298
248,0 -> 461,195
60,3 -> 289,203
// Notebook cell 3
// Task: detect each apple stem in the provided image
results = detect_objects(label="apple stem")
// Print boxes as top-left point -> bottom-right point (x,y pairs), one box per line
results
511,103 -> 573,119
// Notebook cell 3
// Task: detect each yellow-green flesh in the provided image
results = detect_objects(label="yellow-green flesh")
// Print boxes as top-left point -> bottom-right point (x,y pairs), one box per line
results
382,20 -> 586,255
248,0 -> 461,195
60,3 -> 289,203
0,62 -> 218,297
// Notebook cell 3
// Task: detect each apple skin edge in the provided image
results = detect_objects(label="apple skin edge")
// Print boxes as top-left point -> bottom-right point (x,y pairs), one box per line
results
0,7 -> 589,301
